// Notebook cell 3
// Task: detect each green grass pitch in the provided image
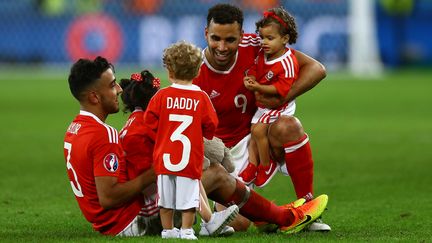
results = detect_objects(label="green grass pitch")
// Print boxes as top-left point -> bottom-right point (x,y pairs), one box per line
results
0,67 -> 431,242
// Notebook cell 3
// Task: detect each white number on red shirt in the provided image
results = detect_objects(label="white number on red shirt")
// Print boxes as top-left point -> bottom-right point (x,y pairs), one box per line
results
64,142 -> 84,197
234,94 -> 247,113
163,114 -> 192,172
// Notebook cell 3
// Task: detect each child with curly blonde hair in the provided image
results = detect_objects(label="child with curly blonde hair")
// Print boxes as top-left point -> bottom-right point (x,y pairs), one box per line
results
144,41 -> 219,240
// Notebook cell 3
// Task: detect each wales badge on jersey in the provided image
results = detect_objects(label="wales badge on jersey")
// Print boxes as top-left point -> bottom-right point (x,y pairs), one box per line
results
265,71 -> 274,81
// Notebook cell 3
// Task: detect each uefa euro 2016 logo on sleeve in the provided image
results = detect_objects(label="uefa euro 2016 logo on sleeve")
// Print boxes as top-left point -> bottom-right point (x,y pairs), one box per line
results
103,153 -> 119,172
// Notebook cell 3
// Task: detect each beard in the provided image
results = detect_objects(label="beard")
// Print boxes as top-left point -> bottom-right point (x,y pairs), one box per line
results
101,95 -> 119,115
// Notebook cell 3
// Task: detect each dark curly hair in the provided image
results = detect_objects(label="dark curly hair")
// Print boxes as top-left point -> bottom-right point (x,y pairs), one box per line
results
255,7 -> 298,44
68,56 -> 114,101
207,3 -> 243,28
120,70 -> 159,113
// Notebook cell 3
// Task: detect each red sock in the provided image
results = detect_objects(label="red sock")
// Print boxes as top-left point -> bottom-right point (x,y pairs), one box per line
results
283,134 -> 314,200
222,179 -> 295,226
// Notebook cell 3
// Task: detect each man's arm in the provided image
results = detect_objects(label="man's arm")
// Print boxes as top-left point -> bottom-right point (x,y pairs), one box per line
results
285,50 -> 327,102
256,50 -> 326,108
95,168 -> 156,209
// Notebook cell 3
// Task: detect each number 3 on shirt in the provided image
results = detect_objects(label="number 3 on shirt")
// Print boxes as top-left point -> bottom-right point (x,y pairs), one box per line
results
64,142 -> 84,197
163,114 -> 193,172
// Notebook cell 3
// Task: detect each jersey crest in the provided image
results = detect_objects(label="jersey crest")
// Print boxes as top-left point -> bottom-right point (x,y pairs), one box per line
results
265,70 -> 274,81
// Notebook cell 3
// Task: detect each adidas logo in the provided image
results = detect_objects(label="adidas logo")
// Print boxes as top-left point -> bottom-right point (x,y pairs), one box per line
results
209,90 -> 220,99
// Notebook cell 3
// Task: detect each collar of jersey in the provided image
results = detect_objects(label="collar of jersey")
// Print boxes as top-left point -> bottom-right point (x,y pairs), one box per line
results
79,110 -> 104,124
171,83 -> 201,91
133,107 -> 143,113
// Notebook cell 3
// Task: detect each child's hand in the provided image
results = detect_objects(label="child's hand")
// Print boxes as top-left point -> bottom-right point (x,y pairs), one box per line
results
243,76 -> 257,91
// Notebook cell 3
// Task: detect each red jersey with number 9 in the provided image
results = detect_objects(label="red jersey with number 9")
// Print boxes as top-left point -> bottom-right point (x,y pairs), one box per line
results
193,34 -> 260,148
63,110 -> 141,235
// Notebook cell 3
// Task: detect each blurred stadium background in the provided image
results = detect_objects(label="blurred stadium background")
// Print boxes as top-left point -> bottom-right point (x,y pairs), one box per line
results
0,0 -> 431,74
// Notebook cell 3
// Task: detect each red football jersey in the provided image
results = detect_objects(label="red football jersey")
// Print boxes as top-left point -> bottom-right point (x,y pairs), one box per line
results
193,34 -> 260,147
63,111 -> 141,235
119,109 -> 155,179
144,84 -> 218,179
119,109 -> 159,218
248,48 -> 299,108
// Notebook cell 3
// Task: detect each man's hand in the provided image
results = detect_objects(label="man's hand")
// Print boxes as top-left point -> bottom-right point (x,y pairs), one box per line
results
95,168 -> 156,209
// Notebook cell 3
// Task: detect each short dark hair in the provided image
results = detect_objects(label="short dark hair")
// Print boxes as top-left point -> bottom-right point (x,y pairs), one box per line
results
68,56 -> 114,101
207,3 -> 243,28
256,7 -> 298,44
120,70 -> 159,113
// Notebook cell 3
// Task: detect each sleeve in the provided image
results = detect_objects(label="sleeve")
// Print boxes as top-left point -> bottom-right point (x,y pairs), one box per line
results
92,132 -> 123,178
243,33 -> 261,56
201,94 -> 219,139
272,74 -> 295,98
271,59 -> 296,98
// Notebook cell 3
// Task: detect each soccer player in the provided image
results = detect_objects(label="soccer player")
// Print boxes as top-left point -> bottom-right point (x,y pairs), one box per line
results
240,7 -> 301,188
119,69 -> 239,237
193,3 -> 330,231
63,56 -> 156,236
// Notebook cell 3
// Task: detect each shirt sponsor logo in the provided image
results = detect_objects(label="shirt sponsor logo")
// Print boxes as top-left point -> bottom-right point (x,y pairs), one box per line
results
209,90 -> 220,99
103,153 -> 119,172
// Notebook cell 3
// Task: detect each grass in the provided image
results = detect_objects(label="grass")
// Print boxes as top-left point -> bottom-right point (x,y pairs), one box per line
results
0,67 -> 431,242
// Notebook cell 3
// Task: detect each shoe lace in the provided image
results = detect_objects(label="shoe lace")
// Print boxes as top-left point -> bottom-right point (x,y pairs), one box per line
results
292,207 -> 305,222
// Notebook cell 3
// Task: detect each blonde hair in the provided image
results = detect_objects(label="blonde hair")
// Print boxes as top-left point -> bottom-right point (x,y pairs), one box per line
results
162,41 -> 203,80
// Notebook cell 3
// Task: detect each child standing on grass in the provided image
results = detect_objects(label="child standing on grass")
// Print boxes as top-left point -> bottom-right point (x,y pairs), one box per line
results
144,41 -> 219,240
119,70 -> 239,237
239,7 -> 300,188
